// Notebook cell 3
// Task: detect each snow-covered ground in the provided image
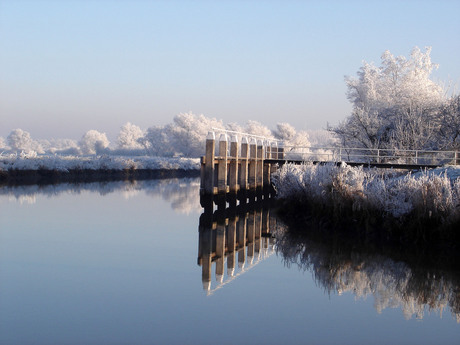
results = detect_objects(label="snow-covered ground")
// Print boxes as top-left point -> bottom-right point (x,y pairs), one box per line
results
272,163 -> 460,220
0,154 -> 200,171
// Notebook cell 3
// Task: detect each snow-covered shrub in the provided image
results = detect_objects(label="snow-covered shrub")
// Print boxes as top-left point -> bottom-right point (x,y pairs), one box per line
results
273,163 -> 460,221
79,130 -> 110,155
117,122 -> 144,149
6,128 -> 44,154
40,138 -> 80,155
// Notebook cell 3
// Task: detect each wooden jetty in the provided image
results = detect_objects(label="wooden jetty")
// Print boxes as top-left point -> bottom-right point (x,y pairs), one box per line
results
200,131 -> 283,206
200,130 -> 459,208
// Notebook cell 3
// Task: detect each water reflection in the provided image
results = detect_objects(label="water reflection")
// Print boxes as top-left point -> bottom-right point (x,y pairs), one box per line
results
0,178 -> 202,214
275,224 -> 460,322
198,200 -> 277,295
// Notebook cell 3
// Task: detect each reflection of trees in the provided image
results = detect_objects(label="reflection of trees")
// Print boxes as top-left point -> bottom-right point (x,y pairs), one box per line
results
274,223 -> 460,322
0,178 -> 201,214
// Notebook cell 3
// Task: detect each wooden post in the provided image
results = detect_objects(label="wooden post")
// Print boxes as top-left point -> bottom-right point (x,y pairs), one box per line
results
218,133 -> 228,195
248,138 -> 257,191
257,139 -> 264,191
203,131 -> 215,195
263,141 -> 271,194
229,135 -> 239,194
239,137 -> 249,192
270,142 -> 278,175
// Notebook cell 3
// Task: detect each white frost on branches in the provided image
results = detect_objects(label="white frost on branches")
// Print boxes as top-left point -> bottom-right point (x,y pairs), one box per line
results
79,130 -> 110,155
332,47 -> 458,151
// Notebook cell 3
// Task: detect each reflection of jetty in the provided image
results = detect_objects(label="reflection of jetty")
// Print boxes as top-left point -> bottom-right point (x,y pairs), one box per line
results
198,199 -> 277,294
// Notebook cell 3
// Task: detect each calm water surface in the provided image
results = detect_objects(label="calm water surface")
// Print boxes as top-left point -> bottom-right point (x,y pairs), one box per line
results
0,178 -> 459,345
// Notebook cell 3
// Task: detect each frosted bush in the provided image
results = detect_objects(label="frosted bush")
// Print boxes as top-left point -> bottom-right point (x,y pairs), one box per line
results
79,130 -> 110,155
117,122 -> 144,149
273,163 -> 460,221
7,129 -> 44,154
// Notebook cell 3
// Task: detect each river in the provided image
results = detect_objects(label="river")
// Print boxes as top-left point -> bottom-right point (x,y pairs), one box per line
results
0,178 -> 459,344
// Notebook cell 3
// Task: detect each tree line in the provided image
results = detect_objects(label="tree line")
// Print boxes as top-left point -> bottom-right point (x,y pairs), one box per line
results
2,47 -> 457,158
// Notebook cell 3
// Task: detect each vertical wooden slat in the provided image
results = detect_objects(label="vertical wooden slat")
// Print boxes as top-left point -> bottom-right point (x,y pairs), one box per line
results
218,133 -> 228,194
229,135 -> 239,194
203,131 -> 215,194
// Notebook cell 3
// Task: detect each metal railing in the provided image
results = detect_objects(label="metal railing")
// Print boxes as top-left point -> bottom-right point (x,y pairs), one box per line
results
282,146 -> 459,166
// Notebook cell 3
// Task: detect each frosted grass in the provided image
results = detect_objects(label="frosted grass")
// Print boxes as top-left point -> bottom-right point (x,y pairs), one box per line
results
272,163 -> 460,221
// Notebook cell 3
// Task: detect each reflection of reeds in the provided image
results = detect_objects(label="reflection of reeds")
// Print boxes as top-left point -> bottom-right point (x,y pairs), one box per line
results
273,222 -> 460,322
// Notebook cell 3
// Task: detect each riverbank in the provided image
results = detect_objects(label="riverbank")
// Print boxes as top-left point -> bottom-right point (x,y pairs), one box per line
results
0,155 -> 200,186
272,163 -> 460,262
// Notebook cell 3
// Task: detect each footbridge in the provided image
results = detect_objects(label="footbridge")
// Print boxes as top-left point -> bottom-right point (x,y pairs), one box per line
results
200,129 -> 459,203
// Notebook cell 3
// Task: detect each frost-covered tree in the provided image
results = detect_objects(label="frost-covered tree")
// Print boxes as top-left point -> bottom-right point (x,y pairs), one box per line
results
79,130 -> 110,155
332,47 -> 447,150
140,125 -> 174,157
244,120 -> 273,138
0,137 -> 6,151
117,122 -> 144,149
42,138 -> 80,155
7,128 -> 44,153
437,95 -> 460,149
142,112 -> 224,157
273,122 -> 310,147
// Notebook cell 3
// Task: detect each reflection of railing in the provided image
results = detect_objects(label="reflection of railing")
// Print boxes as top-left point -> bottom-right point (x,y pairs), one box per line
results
198,199 -> 277,294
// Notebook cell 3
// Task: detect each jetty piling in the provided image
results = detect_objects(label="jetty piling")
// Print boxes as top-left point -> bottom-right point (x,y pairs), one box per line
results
200,131 -> 283,207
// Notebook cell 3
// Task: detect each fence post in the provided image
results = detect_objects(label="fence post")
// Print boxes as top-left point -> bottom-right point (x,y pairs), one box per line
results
229,135 -> 239,194
240,137 -> 249,193
257,139 -> 264,191
218,133 -> 228,194
203,131 -> 215,194
248,138 -> 257,191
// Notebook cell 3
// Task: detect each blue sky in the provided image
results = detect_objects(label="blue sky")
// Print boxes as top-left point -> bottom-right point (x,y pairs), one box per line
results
1,0 -> 459,140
